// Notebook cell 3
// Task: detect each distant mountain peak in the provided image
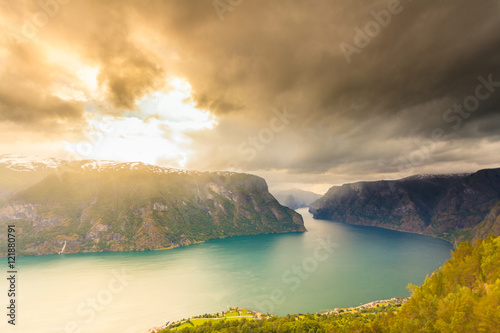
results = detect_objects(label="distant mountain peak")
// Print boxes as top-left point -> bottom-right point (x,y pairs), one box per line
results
310,167 -> 500,244
0,156 -> 305,256
0,154 -> 64,171
401,173 -> 472,181
273,188 -> 322,210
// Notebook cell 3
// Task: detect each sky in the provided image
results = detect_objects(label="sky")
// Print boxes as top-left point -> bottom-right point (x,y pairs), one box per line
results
0,0 -> 499,194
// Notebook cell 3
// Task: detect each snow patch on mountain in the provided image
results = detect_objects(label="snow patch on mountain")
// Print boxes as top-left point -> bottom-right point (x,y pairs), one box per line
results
0,154 -> 228,176
0,154 -> 64,171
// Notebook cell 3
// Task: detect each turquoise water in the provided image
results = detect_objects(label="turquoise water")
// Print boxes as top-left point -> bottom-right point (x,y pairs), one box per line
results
1,209 -> 452,333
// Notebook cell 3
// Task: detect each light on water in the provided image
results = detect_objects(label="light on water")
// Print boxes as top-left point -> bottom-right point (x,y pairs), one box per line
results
2,208 -> 452,333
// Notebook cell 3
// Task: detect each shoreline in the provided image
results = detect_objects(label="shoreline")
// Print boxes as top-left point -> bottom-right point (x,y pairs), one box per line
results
0,228 -> 307,257
315,296 -> 409,315
148,297 -> 409,332
307,213 -> 455,248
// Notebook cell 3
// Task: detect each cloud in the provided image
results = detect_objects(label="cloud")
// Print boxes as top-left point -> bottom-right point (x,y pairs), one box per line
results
0,0 -> 499,187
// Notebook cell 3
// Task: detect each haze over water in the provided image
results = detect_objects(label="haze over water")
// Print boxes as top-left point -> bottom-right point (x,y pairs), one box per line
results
5,209 -> 452,333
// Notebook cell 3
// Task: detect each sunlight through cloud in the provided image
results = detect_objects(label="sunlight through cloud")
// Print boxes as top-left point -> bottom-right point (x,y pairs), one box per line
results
65,78 -> 216,168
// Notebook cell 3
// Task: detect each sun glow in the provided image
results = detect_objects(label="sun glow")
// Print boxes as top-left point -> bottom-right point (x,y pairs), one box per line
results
65,78 -> 216,168
41,45 -> 101,101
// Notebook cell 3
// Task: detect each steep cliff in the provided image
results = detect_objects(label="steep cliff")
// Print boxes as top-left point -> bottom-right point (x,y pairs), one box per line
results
0,156 -> 305,255
309,169 -> 500,243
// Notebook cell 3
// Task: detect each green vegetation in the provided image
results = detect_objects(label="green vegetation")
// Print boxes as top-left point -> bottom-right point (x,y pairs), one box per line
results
239,309 -> 253,317
158,235 -> 500,332
176,319 -> 215,329
0,163 -> 305,256
310,169 -> 500,244
224,310 -> 240,318
390,235 -> 500,332
163,309 -> 268,331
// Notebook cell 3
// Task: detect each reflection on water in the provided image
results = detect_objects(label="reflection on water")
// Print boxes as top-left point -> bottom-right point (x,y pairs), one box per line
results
3,208 -> 452,333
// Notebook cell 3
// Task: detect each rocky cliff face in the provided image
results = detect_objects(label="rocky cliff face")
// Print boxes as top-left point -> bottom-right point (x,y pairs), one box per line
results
309,169 -> 500,244
0,156 -> 305,256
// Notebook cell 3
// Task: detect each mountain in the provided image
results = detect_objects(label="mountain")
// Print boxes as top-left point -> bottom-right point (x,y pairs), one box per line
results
0,155 -> 305,256
158,235 -> 500,332
309,169 -> 500,244
0,155 -> 65,202
273,188 -> 322,210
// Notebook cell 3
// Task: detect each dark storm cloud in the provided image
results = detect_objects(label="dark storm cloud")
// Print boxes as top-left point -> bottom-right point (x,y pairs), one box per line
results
0,0 -> 499,182
179,0 -> 500,175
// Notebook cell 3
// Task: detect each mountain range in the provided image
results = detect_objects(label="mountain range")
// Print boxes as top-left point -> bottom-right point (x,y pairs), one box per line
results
273,188 -> 322,210
309,168 -> 500,244
0,155 -> 305,256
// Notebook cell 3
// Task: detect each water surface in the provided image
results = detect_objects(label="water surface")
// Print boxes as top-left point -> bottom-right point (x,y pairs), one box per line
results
1,208 -> 452,333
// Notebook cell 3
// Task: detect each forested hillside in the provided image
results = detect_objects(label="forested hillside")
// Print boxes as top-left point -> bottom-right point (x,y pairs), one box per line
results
159,235 -> 500,332
0,157 -> 305,255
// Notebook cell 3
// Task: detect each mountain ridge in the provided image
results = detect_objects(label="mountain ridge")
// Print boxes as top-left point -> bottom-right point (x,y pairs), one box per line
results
309,168 -> 500,244
273,188 -> 322,210
0,156 -> 305,256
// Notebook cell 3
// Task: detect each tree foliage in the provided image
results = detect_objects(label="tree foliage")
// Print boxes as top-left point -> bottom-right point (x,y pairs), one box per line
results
160,236 -> 500,332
